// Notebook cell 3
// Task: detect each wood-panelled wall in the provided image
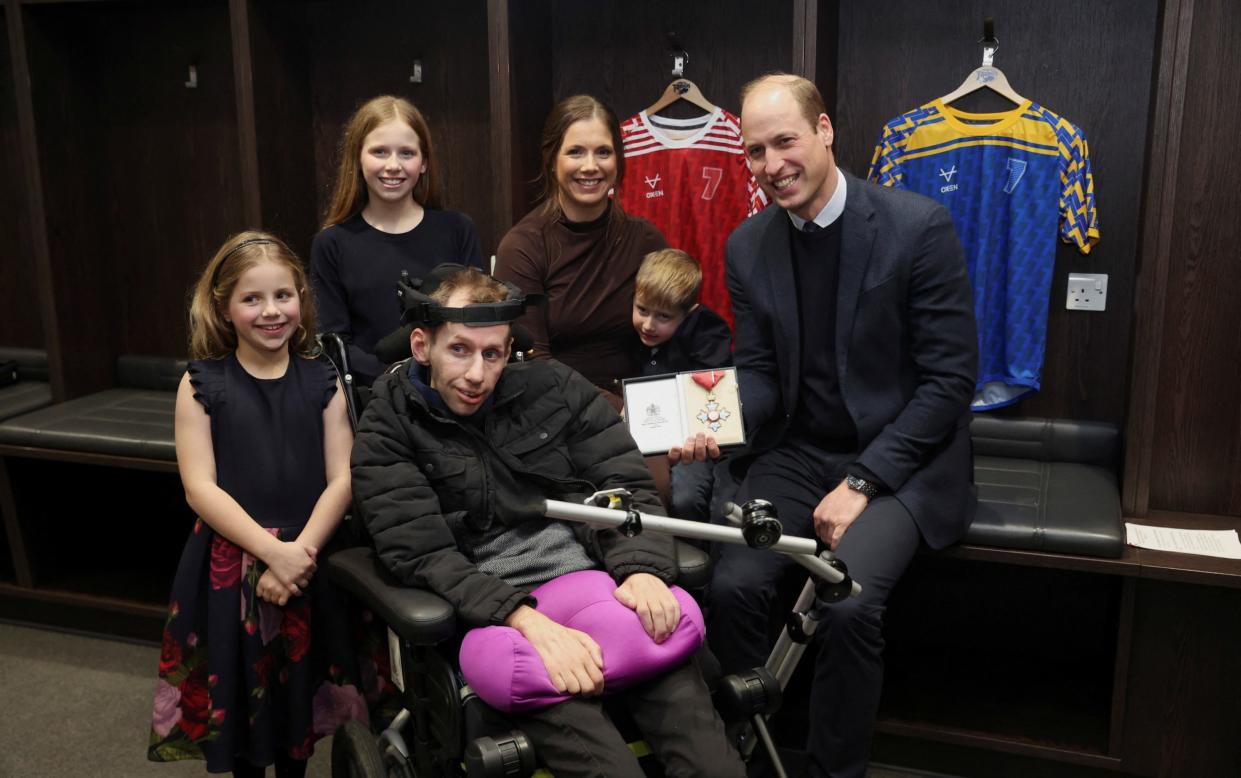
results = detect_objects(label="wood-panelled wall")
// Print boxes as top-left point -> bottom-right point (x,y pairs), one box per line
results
1,0 -> 1238,519
496,0 -> 795,222
237,0 -> 495,258
20,0 -> 245,396
1,7 -> 42,350
299,1 -> 494,251
831,0 -> 1159,427
1126,0 -> 1241,517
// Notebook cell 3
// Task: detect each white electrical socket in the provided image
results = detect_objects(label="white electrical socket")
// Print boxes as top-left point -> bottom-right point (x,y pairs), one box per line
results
1066,273 -> 1108,311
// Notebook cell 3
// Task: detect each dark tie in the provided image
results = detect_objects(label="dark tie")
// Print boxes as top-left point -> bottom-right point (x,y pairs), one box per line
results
802,221 -> 821,233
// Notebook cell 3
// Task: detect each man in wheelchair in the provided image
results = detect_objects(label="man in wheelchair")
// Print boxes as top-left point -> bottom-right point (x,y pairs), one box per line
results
350,264 -> 745,778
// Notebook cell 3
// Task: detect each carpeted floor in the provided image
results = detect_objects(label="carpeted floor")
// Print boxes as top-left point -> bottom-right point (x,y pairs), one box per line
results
0,620 -> 950,778
0,621 -> 331,778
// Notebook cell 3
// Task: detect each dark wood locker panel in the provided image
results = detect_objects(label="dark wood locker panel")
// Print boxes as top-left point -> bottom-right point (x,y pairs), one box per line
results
245,0 -> 495,256
22,0 -> 244,395
1145,0 -> 1241,517
234,0 -> 318,261
544,0 -> 794,117
496,0 -> 796,229
878,557 -> 1126,764
832,0 -> 1160,426
1,6 -> 43,350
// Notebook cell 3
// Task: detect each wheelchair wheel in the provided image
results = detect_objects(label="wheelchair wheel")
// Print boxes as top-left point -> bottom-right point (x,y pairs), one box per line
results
331,719 -> 385,778
380,740 -> 417,778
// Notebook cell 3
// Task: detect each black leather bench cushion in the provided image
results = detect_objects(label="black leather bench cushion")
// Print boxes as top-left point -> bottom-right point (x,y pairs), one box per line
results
971,415 -> 1118,467
0,388 -> 176,460
0,346 -> 50,382
970,456 -> 1123,557
0,381 -> 54,423
0,355 -> 184,460
967,415 -> 1124,558
0,348 -> 54,422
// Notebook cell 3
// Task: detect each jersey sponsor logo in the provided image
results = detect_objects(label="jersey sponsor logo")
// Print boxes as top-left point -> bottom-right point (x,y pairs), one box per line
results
938,165 -> 959,193
1003,158 -> 1028,194
644,173 -> 664,199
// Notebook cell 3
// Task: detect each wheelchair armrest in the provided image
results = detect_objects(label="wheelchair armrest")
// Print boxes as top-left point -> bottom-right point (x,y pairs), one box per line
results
325,546 -> 457,646
675,541 -> 710,590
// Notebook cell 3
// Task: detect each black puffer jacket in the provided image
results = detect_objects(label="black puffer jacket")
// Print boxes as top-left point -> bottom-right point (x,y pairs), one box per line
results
351,358 -> 675,628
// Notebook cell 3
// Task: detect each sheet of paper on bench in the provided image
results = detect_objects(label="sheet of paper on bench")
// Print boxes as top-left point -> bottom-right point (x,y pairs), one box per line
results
1125,523 -> 1241,560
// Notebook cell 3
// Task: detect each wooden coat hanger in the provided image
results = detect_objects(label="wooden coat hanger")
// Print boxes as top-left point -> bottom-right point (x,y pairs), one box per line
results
643,48 -> 716,117
645,79 -> 717,116
939,19 -> 1025,107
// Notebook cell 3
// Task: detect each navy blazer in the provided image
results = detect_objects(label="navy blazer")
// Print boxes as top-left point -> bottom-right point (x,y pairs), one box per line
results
725,172 -> 978,548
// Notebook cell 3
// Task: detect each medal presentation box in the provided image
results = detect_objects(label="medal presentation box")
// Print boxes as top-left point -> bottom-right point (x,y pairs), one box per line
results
622,368 -> 745,455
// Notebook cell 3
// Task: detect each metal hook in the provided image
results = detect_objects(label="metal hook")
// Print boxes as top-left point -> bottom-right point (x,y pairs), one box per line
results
981,40 -> 998,68
409,59 -> 423,84
672,51 -> 688,78
978,17 -> 999,67
184,64 -> 198,89
666,31 -> 688,78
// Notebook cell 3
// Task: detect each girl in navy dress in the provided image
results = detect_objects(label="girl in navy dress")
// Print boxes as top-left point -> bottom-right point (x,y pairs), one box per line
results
311,95 -> 484,385
149,231 -> 361,776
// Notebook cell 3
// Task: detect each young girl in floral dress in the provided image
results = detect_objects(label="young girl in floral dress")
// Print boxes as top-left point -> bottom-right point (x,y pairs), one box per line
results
148,231 -> 366,776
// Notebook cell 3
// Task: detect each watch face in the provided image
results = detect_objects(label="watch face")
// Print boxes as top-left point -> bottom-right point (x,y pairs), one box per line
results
847,475 -> 876,497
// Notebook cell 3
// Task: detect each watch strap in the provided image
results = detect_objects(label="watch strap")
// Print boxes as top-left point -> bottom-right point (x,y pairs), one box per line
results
846,474 -> 879,500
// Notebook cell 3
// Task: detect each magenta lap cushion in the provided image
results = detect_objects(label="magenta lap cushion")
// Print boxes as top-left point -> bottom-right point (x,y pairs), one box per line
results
458,569 -> 705,712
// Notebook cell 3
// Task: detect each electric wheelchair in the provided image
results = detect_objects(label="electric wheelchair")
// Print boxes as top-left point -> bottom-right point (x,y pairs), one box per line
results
317,322 -> 850,778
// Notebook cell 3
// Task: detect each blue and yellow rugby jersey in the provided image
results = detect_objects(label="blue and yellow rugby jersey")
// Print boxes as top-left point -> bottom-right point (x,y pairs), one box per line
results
868,99 -> 1099,410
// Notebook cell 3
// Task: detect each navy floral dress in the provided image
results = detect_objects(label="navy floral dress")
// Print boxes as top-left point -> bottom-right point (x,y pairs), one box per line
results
148,353 -> 375,772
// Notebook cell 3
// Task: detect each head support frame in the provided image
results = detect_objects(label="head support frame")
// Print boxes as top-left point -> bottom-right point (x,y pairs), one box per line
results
398,263 -> 543,329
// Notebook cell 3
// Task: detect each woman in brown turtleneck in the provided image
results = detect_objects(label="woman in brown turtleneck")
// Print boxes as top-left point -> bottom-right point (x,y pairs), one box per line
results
494,95 -> 667,408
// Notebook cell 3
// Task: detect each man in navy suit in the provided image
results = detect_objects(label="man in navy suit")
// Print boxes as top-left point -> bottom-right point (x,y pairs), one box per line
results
692,73 -> 978,777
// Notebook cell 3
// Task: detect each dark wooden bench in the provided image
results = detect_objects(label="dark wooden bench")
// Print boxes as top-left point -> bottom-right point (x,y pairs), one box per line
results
0,355 -> 184,630
870,419 -> 1241,776
0,355 -> 183,469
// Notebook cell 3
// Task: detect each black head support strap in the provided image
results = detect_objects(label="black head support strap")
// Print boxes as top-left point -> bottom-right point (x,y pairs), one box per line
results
398,263 -> 544,328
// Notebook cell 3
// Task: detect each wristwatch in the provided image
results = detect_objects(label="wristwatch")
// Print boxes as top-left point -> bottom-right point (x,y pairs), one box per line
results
846,474 -> 879,500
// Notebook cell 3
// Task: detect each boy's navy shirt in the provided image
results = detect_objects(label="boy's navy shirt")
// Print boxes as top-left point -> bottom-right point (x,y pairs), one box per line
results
635,304 -> 733,378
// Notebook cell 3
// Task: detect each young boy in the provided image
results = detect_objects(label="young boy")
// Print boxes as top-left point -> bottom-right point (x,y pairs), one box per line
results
632,249 -> 732,377
631,249 -> 733,521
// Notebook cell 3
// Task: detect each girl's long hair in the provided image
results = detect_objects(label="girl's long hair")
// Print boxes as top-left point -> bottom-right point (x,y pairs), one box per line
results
321,95 -> 441,229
